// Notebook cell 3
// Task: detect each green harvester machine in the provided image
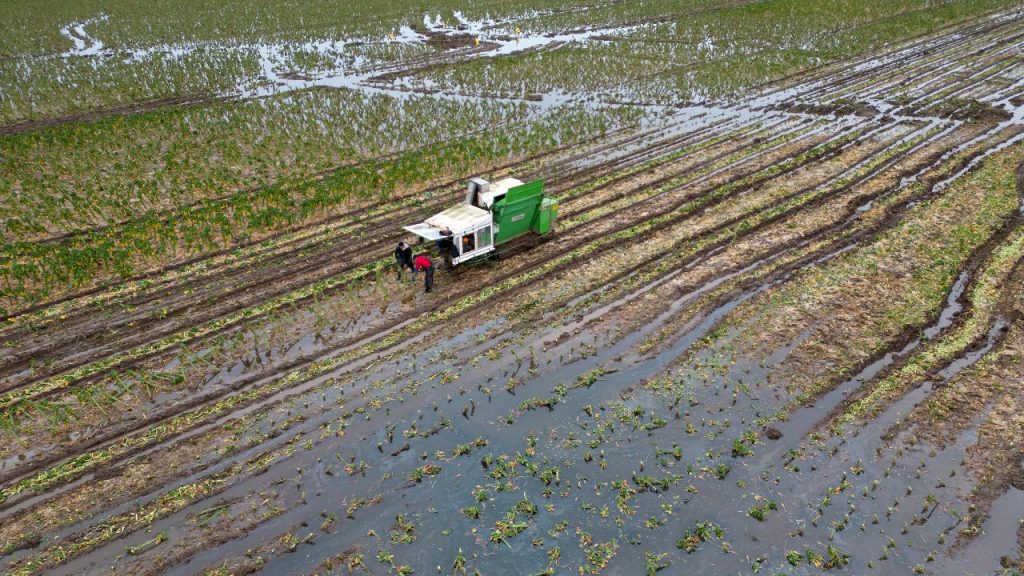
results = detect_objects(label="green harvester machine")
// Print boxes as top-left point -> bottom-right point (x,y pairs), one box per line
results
403,176 -> 559,266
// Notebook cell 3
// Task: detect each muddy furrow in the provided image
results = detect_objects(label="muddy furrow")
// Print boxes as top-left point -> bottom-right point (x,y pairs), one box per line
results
558,117 -> 823,220
842,19 -> 1024,105
901,49 -> 1024,112
809,213 -> 1024,440
616,124 -> 989,357
712,134 -> 1024,457
790,10 -> 1024,105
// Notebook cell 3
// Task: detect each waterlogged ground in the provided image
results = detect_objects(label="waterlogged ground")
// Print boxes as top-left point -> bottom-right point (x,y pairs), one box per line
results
3,3 -> 1024,576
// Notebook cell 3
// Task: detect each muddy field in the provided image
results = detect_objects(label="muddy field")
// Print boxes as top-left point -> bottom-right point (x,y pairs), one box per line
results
3,2 -> 1024,576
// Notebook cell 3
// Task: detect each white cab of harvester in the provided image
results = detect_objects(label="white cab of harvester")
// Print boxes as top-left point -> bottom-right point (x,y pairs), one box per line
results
471,177 -> 523,209
402,176 -> 502,265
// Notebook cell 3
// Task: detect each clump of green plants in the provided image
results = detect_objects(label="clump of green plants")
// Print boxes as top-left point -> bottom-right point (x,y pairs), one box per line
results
390,513 -> 417,544
748,498 -> 777,522
676,521 -> 725,553
407,464 -> 441,483
731,430 -> 758,457
644,551 -> 671,574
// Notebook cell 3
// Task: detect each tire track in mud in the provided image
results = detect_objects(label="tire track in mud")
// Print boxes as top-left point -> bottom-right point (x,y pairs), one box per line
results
786,9 -> 1024,106
835,19 -> 1024,105
748,271 -> 1024,576
4,132 -> 823,522
605,123 -> 1012,366
800,164 -> 1024,555
563,115 -> 1013,345
808,210 -> 1024,442
518,120 -> 940,348
704,142 -> 1024,494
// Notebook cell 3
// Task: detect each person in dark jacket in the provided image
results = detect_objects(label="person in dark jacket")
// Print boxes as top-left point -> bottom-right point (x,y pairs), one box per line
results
395,241 -> 414,281
414,253 -> 434,293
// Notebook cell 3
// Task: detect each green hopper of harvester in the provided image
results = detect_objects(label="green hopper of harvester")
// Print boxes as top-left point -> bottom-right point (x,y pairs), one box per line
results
403,176 -> 559,267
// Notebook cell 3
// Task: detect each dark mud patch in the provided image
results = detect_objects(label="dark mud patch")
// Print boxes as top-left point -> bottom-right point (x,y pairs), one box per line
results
424,31 -> 478,50
777,99 -> 879,118
368,37 -> 500,83
279,72 -> 314,81
911,97 -> 1012,123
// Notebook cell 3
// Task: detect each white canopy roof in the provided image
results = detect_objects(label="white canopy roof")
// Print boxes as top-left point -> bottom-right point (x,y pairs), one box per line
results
423,203 -> 491,234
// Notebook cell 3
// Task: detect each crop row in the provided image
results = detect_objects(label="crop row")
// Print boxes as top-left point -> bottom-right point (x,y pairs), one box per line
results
0,103 -> 642,314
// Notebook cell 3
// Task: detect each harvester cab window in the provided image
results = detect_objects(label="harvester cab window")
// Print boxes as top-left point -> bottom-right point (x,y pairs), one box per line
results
477,226 -> 492,248
462,233 -> 475,253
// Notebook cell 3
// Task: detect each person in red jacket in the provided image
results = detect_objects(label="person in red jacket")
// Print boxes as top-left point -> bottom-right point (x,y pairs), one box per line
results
414,253 -> 434,293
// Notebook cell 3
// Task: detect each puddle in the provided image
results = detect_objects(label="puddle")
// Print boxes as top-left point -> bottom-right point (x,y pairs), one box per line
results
773,270 -> 971,442
60,15 -> 108,57
939,487 -> 1024,575
882,315 -> 1011,448
49,10 -> 659,113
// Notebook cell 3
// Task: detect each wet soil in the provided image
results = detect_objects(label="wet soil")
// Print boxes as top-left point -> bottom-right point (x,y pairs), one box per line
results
423,32 -> 480,51
778,100 -> 880,118
0,95 -> 223,136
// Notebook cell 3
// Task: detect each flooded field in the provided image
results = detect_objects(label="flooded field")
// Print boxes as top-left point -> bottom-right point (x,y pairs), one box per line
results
1,1 -> 1024,575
